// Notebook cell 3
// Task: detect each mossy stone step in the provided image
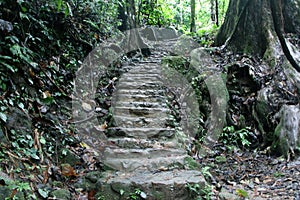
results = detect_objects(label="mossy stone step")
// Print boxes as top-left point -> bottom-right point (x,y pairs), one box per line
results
99,170 -> 206,200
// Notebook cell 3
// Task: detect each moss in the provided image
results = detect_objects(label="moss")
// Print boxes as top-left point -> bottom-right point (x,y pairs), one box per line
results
161,56 -> 189,71
272,123 -> 289,157
50,189 -> 71,200
184,157 -> 200,170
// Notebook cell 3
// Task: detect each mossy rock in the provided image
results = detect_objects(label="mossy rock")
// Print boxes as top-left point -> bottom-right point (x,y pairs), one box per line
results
161,56 -> 189,71
0,186 -> 26,200
50,189 -> 71,200
184,156 -> 200,170
74,171 -> 103,191
272,105 -> 300,157
59,149 -> 81,166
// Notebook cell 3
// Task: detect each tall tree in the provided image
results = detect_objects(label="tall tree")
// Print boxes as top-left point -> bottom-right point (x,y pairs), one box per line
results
210,0 -> 219,26
190,0 -> 196,32
118,0 -> 137,31
215,0 -> 300,156
118,0 -> 150,56
215,0 -> 300,73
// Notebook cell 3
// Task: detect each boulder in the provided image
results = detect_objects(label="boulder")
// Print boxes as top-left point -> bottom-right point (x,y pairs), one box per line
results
273,104 -> 300,158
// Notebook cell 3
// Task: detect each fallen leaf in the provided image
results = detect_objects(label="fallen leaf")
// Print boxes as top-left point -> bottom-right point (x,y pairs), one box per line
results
82,102 -> 93,112
61,164 -> 77,177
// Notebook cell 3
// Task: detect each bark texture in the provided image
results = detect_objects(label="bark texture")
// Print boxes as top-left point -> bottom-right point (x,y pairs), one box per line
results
215,0 -> 300,157
216,0 -> 299,68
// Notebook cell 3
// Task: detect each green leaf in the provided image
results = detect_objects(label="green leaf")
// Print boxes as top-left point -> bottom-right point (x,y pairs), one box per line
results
236,189 -> 248,198
40,136 -> 46,145
61,149 -> 68,156
0,61 -> 17,73
56,0 -> 63,11
83,19 -> 100,31
0,112 -> 7,122
41,96 -> 55,105
0,55 -> 13,60
119,189 -> 125,196
30,153 -> 40,160
38,188 -> 49,198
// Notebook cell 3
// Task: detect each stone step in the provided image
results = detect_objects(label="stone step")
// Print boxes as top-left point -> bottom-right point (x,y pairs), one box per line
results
113,115 -> 170,128
127,68 -> 161,74
121,72 -> 161,77
129,63 -> 161,69
108,137 -> 180,149
115,82 -> 163,89
103,147 -> 186,159
103,147 -> 189,172
117,78 -> 163,85
99,170 -> 206,200
103,155 -> 189,172
114,101 -> 167,108
114,89 -> 165,95
106,127 -> 175,139
113,107 -> 169,118
112,94 -> 165,105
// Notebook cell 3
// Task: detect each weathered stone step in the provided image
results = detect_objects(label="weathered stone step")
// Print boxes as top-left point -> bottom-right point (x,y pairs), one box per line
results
106,127 -> 175,138
113,115 -> 170,128
103,155 -> 189,172
118,78 -> 163,85
114,89 -> 165,95
129,63 -> 161,68
116,82 -> 163,89
104,147 -> 186,159
127,67 -> 161,73
102,147 -> 189,172
122,72 -> 161,77
114,101 -> 167,108
99,170 -> 206,200
108,137 -> 180,149
113,106 -> 169,117
112,94 -> 165,104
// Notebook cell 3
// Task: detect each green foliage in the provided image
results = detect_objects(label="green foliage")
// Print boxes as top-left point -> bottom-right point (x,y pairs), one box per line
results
220,126 -> 252,148
186,182 -> 212,200
236,189 -> 249,198
1,178 -> 37,200
117,188 -> 147,200
0,1 -> 120,198
137,0 -> 229,37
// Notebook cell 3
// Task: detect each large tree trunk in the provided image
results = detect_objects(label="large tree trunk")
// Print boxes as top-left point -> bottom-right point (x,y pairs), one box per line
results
215,0 -> 299,71
215,0 -> 300,158
190,0 -> 196,32
118,0 -> 150,56
118,0 -> 137,31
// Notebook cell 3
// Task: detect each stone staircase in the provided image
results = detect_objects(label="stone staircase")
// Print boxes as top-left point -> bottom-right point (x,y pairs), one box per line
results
98,39 -> 206,200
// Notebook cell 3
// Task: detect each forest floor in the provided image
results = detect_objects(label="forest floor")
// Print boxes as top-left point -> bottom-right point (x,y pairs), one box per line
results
198,145 -> 300,200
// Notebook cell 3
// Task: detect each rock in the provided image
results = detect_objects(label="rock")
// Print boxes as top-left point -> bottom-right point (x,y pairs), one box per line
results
59,149 -> 81,166
99,170 -> 206,200
140,27 -> 158,41
273,104 -> 300,157
218,188 -> 240,200
74,171 -> 103,191
50,189 -> 72,200
158,27 -> 179,40
0,19 -> 13,33
141,27 -> 179,41
256,88 -> 273,127
6,107 -> 32,135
